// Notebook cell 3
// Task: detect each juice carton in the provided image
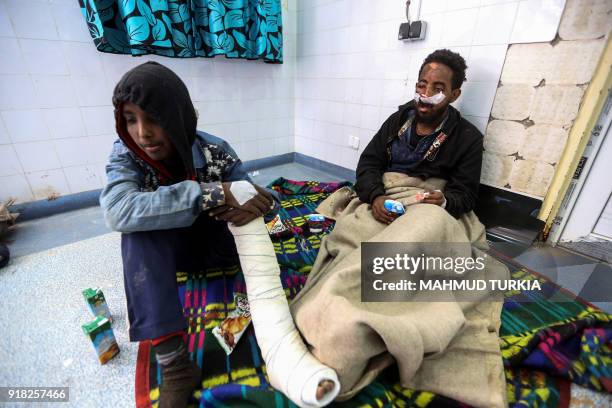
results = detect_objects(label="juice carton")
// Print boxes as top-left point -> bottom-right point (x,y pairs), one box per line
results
82,316 -> 120,364
83,287 -> 112,322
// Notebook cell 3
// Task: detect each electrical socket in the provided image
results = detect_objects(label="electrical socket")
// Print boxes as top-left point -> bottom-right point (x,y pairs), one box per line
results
349,135 -> 360,150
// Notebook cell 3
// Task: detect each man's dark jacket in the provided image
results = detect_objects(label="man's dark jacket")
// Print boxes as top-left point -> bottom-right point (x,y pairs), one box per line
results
354,101 -> 483,219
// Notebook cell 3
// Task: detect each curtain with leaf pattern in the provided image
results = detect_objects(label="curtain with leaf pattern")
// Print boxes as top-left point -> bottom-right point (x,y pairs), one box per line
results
78,0 -> 283,62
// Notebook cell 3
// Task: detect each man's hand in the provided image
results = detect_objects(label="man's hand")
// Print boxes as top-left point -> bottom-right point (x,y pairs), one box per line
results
421,190 -> 445,206
221,182 -> 272,216
372,195 -> 396,225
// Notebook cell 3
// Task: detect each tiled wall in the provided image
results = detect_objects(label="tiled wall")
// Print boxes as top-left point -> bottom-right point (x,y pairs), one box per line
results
482,0 -> 610,197
293,0 -> 527,171
293,0 -> 577,193
0,0 -> 297,204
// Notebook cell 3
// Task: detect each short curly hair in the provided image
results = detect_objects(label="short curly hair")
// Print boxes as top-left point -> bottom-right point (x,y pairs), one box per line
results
419,49 -> 467,90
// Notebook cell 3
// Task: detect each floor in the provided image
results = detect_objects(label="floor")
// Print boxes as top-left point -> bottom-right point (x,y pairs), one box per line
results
0,162 -> 609,408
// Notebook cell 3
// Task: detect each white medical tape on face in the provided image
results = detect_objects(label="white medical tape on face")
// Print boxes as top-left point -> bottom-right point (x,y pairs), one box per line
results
230,180 -> 258,205
414,92 -> 446,105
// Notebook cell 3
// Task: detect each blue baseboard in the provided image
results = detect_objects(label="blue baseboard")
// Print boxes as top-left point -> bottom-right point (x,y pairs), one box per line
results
10,152 -> 352,221
242,152 -> 294,172
294,153 -> 356,182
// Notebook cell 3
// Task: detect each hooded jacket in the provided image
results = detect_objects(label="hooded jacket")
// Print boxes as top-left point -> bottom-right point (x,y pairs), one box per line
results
100,61 -> 264,233
354,101 -> 483,218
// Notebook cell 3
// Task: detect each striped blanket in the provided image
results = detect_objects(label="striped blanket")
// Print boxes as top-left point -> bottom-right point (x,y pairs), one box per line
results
135,178 -> 611,408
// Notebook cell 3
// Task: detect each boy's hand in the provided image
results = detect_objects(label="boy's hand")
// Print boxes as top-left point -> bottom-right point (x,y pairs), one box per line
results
222,182 -> 271,216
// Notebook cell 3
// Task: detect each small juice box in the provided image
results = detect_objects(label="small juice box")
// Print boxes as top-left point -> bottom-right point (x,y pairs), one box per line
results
307,214 -> 326,233
384,199 -> 405,216
82,316 -> 120,364
213,294 -> 251,355
83,287 -> 112,322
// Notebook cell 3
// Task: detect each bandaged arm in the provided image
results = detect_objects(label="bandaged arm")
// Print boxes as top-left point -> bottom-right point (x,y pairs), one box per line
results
228,218 -> 340,407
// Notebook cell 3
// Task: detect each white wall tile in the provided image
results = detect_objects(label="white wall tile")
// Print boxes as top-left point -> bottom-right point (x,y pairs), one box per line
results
0,118 -> 10,144
473,2 -> 519,45
26,169 -> 71,200
20,39 -> 68,75
342,104 -> 362,126
62,42 -> 105,77
447,0 -> 482,11
72,75 -> 112,107
0,174 -> 33,203
463,115 -> 490,134
454,81 -> 498,117
0,1 -> 15,37
361,79 -> 385,106
481,0 -> 517,4
467,44 -> 508,83
87,134 -> 116,164
81,106 -> 115,136
382,79 -> 409,108
32,75 -> 78,108
419,13 -> 445,49
5,0 -> 58,40
420,0 -> 448,15
344,79 -> 364,104
63,165 -> 102,193
54,137 -> 92,167
14,140 -> 61,172
0,75 -> 37,110
441,8 -> 479,46
0,144 -> 22,176
43,108 -> 87,140
511,0 -> 565,44
360,105 -> 381,131
2,110 -> 50,143
52,3 -> 92,42
0,38 -> 25,74
102,53 -> 140,86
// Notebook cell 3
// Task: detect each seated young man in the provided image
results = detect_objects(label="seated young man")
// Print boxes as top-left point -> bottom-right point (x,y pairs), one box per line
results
355,49 -> 483,221
100,61 -> 275,408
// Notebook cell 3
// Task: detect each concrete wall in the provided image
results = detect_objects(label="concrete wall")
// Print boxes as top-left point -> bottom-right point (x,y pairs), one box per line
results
0,0 -> 297,204
482,0 -> 611,198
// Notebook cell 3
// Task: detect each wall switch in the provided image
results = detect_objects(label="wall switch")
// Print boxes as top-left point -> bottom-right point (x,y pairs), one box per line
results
347,134 -> 354,147
351,136 -> 360,150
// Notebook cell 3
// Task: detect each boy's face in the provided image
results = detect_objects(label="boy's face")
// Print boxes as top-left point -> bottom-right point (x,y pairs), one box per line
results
122,102 -> 175,162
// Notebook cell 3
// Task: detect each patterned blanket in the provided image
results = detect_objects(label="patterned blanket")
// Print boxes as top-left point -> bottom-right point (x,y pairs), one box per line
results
135,178 -> 611,408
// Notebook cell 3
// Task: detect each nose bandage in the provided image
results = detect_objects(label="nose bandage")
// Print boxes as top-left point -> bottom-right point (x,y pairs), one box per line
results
414,92 -> 445,105
228,218 -> 340,407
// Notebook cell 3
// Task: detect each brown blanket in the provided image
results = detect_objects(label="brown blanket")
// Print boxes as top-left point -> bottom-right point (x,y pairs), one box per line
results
289,173 -> 509,408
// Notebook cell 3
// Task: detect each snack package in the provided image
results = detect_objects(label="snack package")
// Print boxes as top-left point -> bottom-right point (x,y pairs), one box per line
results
83,287 -> 112,322
384,199 -> 405,216
82,316 -> 120,364
307,214 -> 325,233
213,294 -> 252,355
266,214 -> 290,237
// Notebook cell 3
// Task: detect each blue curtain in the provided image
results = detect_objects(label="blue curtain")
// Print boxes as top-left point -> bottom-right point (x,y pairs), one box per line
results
78,0 -> 283,62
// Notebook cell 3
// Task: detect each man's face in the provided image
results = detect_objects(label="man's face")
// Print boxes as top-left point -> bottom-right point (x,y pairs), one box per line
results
415,62 -> 461,124
122,102 -> 175,162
